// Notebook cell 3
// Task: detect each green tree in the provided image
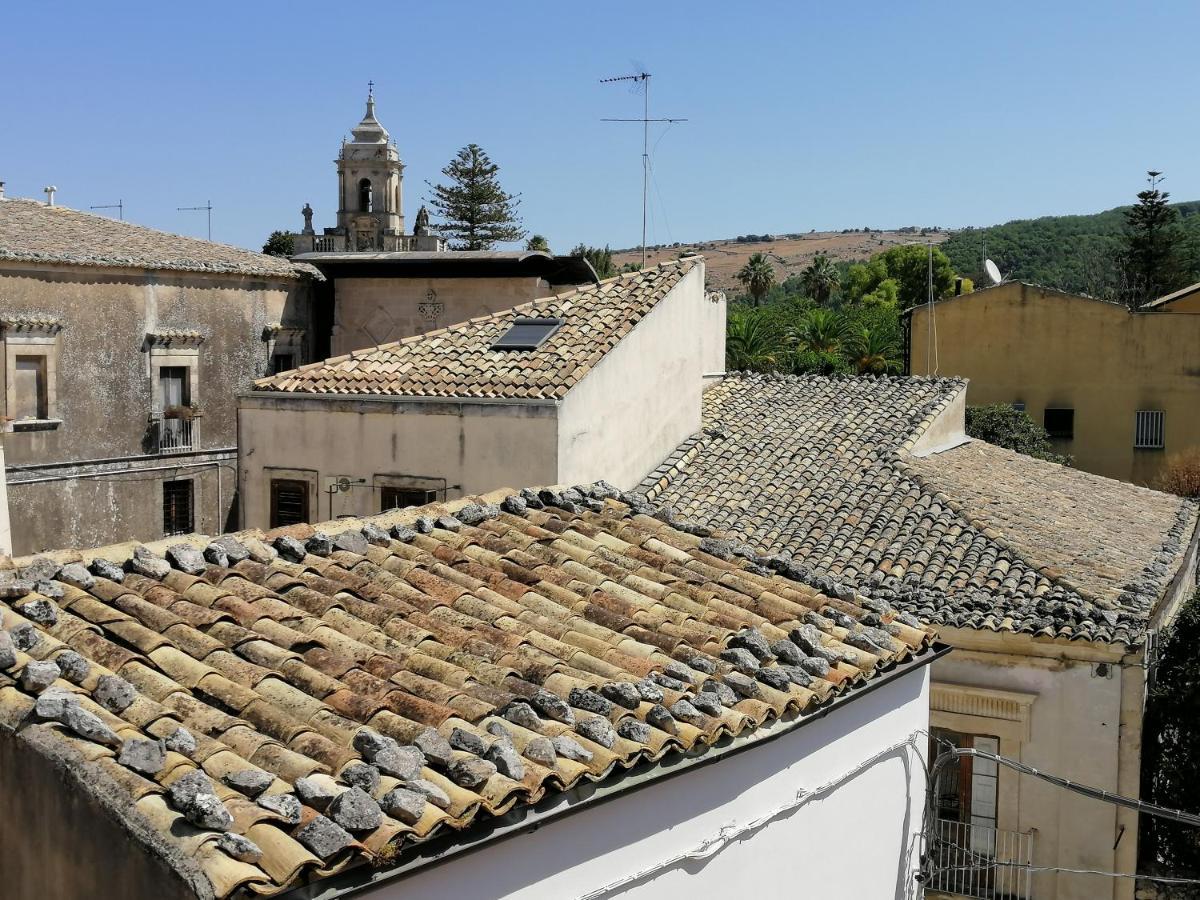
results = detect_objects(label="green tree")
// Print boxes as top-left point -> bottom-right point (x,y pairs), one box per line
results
800,254 -> 839,305
736,252 -> 776,305
426,144 -> 525,250
843,259 -> 887,301
1141,591 -> 1200,877
847,326 -> 901,374
262,230 -> 294,256
875,244 -> 956,309
525,234 -> 551,253
965,405 -> 1070,464
1124,171 -> 1183,308
726,307 -> 783,372
861,277 -> 900,307
789,308 -> 848,356
570,244 -> 616,278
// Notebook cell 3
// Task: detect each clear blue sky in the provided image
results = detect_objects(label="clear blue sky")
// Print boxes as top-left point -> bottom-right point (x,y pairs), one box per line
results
3,1 -> 1198,252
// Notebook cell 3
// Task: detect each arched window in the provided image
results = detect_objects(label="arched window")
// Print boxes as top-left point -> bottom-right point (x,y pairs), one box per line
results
358,178 -> 372,212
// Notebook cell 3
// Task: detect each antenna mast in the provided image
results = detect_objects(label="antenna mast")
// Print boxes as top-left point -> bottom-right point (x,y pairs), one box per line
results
177,200 -> 213,240
89,200 -> 124,220
601,71 -> 686,268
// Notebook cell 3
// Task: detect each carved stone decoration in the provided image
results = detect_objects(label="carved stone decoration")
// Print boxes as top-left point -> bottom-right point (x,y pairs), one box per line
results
418,288 -> 443,321
413,205 -> 430,237
301,203 -> 314,235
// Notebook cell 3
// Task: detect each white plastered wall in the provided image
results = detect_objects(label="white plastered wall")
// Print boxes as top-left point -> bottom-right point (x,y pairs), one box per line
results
364,667 -> 930,900
556,262 -> 709,490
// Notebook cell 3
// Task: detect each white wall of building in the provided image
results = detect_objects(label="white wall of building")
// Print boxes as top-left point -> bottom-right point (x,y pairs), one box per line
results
557,263 -> 708,491
364,667 -> 930,900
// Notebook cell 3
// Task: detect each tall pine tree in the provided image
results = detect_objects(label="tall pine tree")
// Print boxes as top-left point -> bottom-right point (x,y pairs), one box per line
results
1123,170 -> 1181,308
426,145 -> 525,250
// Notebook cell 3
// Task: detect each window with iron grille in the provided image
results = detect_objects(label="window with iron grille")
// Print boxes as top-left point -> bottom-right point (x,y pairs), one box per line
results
270,479 -> 310,528
162,479 -> 194,536
1135,410 -> 1165,449
1043,407 -> 1074,440
1012,401 -> 1026,413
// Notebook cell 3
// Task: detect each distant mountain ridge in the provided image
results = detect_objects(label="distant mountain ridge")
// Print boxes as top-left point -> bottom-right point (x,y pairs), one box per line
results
941,201 -> 1200,297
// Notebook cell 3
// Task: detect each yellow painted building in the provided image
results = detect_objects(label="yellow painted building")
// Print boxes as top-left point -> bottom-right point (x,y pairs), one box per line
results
909,280 -> 1200,485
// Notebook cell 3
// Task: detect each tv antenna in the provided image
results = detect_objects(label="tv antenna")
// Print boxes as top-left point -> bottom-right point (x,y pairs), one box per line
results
89,200 -> 124,220
178,200 -> 213,240
601,71 -> 687,268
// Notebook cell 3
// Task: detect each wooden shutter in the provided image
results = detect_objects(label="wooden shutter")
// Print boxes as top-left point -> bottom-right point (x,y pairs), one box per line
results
271,479 -> 309,528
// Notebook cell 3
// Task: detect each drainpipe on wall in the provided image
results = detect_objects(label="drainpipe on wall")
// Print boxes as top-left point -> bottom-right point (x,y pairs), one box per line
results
0,436 -> 12,556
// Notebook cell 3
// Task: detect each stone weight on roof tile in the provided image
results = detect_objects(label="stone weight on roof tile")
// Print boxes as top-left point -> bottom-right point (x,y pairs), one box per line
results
88,558 -> 124,583
217,833 -> 263,865
119,738 -> 166,776
20,660 -> 59,692
295,815 -> 355,860
0,630 -> 15,669
184,793 -> 233,832
381,787 -> 426,825
257,792 -> 302,825
328,787 -> 383,833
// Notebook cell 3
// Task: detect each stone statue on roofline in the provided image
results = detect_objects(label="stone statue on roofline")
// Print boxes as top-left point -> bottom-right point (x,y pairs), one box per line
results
413,205 -> 430,237
301,203 -> 314,235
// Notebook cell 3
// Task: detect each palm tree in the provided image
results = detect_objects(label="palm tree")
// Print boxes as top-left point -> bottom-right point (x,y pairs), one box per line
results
736,253 -> 776,305
726,308 -> 782,372
848,326 -> 901,374
789,308 -> 848,356
525,234 -> 551,253
800,254 -> 839,305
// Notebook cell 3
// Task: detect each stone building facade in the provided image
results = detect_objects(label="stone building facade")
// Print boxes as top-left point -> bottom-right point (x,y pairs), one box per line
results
0,197 -> 316,554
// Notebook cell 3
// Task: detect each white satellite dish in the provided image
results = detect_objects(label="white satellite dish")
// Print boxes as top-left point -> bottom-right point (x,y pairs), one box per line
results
984,258 -> 1003,285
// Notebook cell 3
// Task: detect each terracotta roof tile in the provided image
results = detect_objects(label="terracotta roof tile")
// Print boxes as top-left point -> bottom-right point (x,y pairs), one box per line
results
0,199 -> 317,280
0,483 -> 936,897
641,374 -> 1198,644
253,259 -> 697,400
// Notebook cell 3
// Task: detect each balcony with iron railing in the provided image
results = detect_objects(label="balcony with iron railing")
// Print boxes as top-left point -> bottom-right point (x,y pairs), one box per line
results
926,817 -> 1034,900
149,410 -> 199,453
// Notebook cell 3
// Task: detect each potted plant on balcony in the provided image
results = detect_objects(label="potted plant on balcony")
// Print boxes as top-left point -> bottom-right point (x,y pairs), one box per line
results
161,403 -> 203,420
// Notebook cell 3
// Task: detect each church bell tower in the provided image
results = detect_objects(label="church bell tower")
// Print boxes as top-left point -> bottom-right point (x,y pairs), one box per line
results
334,85 -> 404,250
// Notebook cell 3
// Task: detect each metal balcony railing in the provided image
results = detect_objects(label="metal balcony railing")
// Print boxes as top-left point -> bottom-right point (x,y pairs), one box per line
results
927,817 -> 1034,899
151,414 -> 197,453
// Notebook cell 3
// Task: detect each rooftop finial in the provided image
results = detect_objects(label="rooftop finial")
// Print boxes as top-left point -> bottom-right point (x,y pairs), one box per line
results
366,80 -> 375,115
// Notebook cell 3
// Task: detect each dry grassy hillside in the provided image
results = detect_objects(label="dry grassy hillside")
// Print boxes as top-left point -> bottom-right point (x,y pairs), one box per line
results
611,230 -> 951,292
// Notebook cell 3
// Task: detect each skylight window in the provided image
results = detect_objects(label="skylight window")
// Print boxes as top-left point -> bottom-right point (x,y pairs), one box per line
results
491,317 -> 562,351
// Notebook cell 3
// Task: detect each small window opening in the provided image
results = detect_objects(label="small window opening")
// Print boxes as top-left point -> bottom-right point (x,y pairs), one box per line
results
381,486 -> 439,512
13,355 -> 48,420
1044,407 -> 1074,440
358,179 -> 373,213
491,317 -> 563,351
163,479 -> 194,536
1135,410 -> 1165,449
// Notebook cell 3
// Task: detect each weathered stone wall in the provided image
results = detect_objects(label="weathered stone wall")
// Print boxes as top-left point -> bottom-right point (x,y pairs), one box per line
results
0,261 -> 310,553
330,276 -> 552,355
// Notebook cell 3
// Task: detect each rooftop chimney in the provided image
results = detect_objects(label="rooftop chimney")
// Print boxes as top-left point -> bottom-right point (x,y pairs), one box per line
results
43,185 -> 57,207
